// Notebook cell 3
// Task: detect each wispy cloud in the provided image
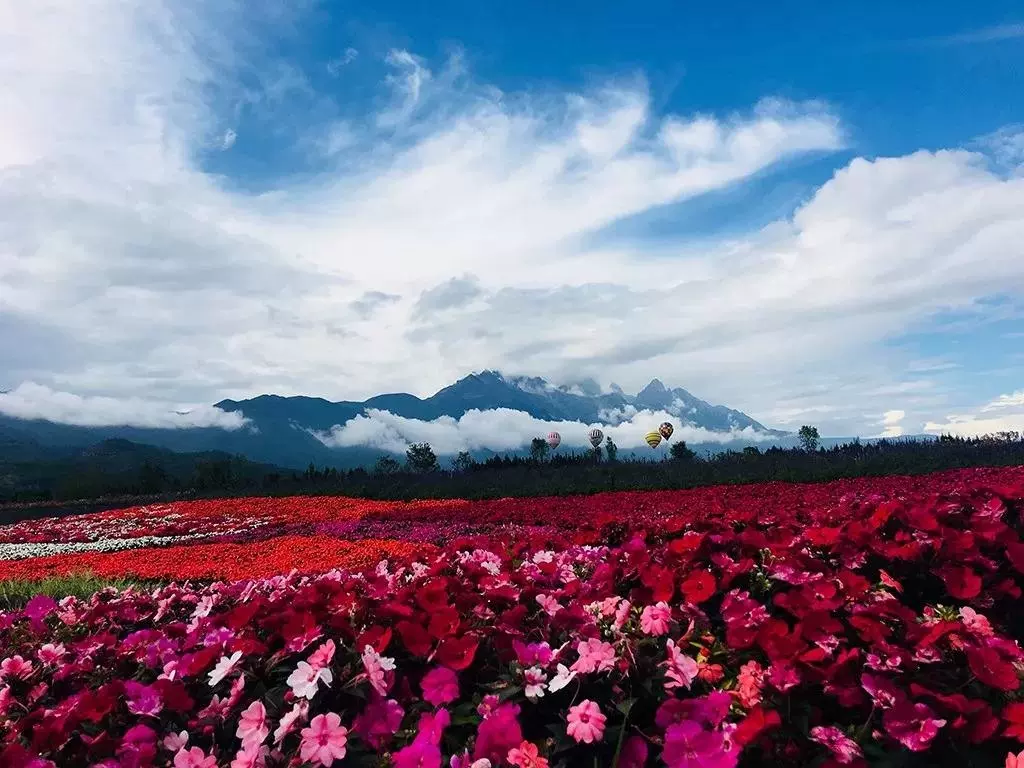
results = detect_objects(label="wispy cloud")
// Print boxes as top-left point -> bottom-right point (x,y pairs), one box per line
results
925,390 -> 1024,436
929,23 -> 1024,45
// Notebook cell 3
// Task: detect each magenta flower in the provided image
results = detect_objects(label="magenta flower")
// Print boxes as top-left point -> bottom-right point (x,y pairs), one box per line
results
883,702 -> 947,752
307,639 -> 336,671
174,747 -> 217,768
474,703 -> 523,763
567,700 -> 607,744
352,695 -> 404,749
810,726 -> 863,764
571,638 -> 617,674
641,602 -> 672,635
236,700 -> 269,748
513,640 -> 553,667
124,681 -> 163,717
663,721 -> 736,768
394,740 -> 443,768
860,673 -> 902,709
619,735 -> 649,768
421,666 -> 460,706
662,639 -> 699,691
299,712 -> 349,766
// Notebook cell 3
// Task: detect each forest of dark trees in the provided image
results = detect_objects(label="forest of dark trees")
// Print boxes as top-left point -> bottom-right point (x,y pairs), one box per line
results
3,433 -> 1024,513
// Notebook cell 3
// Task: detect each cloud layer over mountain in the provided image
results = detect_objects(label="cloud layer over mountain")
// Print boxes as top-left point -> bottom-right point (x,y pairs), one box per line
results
1,1 -> 1022,438
313,407 -> 772,455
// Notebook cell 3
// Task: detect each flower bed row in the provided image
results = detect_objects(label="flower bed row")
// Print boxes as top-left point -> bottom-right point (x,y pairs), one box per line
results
1,467 -> 1024,765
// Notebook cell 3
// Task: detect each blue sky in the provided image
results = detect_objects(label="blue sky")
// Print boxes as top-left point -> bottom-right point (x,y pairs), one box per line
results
1,0 -> 1023,440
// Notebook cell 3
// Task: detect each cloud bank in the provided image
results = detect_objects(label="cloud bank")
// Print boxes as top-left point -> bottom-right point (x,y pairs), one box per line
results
0,1 -> 1022,438
924,390 -> 1024,437
313,407 -> 774,455
0,383 -> 249,430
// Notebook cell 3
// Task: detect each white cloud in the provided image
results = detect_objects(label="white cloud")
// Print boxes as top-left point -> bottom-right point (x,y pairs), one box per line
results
313,407 -> 772,455
0,382 -> 249,429
0,2 -> 1022,438
982,390 -> 1024,410
220,129 -> 237,150
877,409 -> 906,438
925,390 -> 1024,437
326,48 -> 358,75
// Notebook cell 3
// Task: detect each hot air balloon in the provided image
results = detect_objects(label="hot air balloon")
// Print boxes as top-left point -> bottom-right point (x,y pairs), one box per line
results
546,431 -> 561,450
645,431 -> 662,449
588,428 -> 604,448
659,422 -> 674,441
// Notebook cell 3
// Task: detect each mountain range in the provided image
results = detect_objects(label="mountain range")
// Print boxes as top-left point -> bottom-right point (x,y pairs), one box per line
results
1,372 -> 787,470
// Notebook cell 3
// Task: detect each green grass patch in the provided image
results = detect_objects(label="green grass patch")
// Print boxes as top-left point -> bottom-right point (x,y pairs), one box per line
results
0,573 -> 163,611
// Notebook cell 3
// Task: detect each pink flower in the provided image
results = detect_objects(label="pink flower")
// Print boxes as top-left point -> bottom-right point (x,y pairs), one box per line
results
960,607 -> 994,637
237,700 -> 269,749
362,645 -> 396,696
536,594 -> 562,616
508,741 -> 549,768
230,745 -> 268,768
307,639 -> 336,671
640,602 -> 672,636
662,639 -> 699,691
174,747 -> 217,768
421,666 -> 460,706
810,726 -> 863,765
571,639 -> 617,674
273,701 -> 309,746
299,713 -> 349,767
1008,750 -> 1024,768
523,667 -> 547,700
37,643 -> 66,665
663,721 -> 733,768
883,702 -> 947,752
163,731 -> 189,752
208,651 -> 243,687
287,660 -> 333,700
0,655 -> 33,681
735,660 -> 764,707
566,700 -> 606,744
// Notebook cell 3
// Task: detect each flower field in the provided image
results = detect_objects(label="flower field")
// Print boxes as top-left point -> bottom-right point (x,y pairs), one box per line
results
2,467 -> 1024,766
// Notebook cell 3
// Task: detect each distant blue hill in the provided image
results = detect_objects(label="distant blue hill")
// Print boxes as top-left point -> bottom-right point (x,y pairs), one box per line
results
1,371 -> 793,469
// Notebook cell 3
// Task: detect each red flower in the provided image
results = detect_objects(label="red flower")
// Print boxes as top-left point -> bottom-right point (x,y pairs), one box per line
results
681,570 -> 716,605
967,645 -> 1020,692
396,621 -> 433,658
939,566 -> 982,600
1004,703 -> 1024,741
437,635 -> 479,671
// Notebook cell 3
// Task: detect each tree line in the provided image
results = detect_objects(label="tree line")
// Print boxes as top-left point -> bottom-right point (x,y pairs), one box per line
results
5,429 -> 1024,508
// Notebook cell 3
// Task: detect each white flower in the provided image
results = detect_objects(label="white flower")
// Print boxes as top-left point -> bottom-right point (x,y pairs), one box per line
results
523,666 -> 547,700
547,663 -> 577,693
208,651 -> 243,687
286,661 -> 333,700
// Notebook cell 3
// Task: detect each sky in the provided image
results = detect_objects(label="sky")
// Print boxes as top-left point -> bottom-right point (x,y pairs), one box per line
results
1,0 -> 1024,440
